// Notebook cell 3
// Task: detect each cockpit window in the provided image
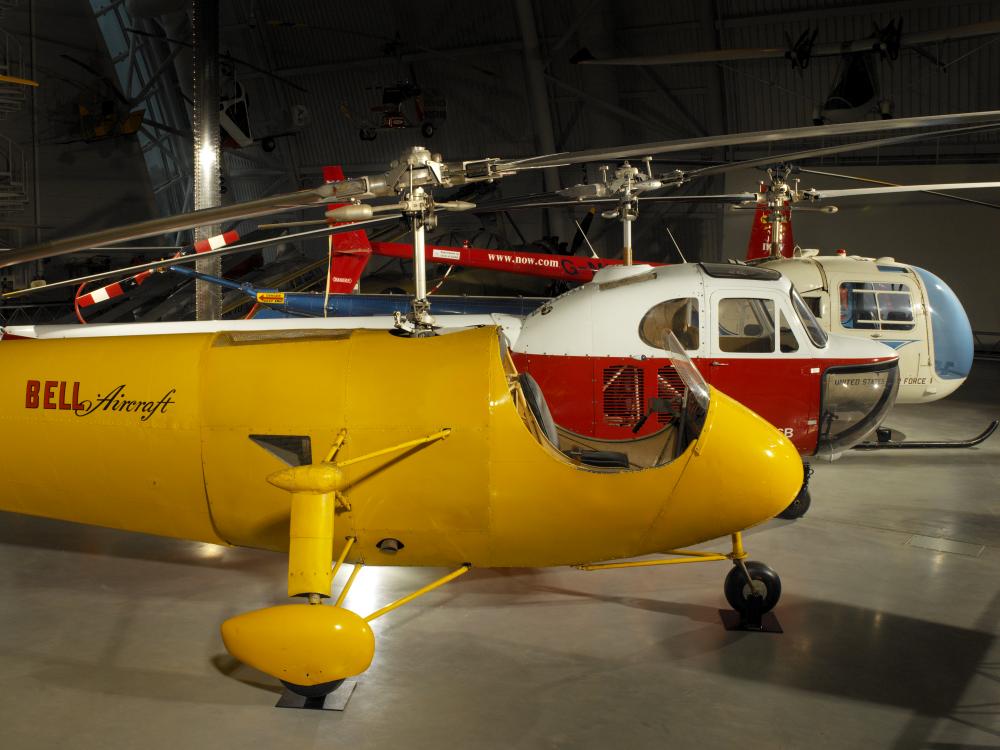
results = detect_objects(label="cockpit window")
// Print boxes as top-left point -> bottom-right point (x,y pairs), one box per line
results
779,310 -> 799,353
791,288 -> 828,347
839,281 -> 915,332
639,298 -> 699,351
718,298 -> 775,353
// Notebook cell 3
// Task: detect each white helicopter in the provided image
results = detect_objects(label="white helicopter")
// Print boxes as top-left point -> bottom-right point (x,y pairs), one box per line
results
732,167 -> 998,448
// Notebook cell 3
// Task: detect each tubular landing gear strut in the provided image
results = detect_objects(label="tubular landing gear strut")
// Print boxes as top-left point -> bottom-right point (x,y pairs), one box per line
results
578,531 -> 782,633
222,427 -> 465,711
719,534 -> 783,633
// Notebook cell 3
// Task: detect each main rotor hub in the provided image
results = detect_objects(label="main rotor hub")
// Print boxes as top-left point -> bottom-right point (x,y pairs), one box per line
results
615,162 -> 641,182
400,186 -> 437,227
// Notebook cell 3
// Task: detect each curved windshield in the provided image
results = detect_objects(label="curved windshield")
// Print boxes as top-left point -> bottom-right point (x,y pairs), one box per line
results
791,288 -> 828,347
818,361 -> 899,453
911,265 -> 973,380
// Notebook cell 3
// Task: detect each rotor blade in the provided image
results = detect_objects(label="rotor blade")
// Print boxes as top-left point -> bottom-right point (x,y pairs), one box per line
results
571,46 -> 788,66
504,109 -> 1000,170
640,193 -> 756,205
797,167 -> 1000,210
802,182 -> 1000,200
571,21 -> 1000,67
10,110 -> 1000,269
474,193 -> 755,211
257,219 -> 330,229
686,123 -> 1000,180
0,183 -> 343,269
1,216 -> 400,301
894,19 -> 1000,48
479,122 -> 1000,213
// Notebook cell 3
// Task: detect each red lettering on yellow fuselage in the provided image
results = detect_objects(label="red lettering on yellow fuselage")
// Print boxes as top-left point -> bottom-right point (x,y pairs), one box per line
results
25,380 -> 83,411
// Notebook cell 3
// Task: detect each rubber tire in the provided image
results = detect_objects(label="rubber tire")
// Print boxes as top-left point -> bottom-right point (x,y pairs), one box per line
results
281,678 -> 345,699
261,136 -> 276,152
724,561 -> 781,615
777,486 -> 811,520
421,122 -> 435,138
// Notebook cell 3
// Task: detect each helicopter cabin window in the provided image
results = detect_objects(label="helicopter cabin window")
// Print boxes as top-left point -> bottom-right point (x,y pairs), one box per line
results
718,298 -> 775,353
803,296 -> 823,318
639,298 -> 699,350
779,310 -> 799,353
840,282 -> 915,331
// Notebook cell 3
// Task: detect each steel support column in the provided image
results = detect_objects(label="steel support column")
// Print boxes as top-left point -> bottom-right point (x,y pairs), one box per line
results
514,0 -> 565,240
191,0 -> 220,320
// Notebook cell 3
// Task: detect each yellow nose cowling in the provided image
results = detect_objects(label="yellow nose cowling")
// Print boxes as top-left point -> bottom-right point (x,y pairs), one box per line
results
645,388 -> 803,550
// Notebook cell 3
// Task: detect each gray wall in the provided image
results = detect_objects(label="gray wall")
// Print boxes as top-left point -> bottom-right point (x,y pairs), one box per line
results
722,165 -> 1000,332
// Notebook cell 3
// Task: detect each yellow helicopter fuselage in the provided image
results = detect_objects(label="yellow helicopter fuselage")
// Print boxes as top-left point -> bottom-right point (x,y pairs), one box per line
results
0,326 -> 800,568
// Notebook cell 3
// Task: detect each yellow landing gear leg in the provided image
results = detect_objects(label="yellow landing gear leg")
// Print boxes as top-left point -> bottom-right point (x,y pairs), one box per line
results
221,428 -> 453,705
578,530 -> 782,633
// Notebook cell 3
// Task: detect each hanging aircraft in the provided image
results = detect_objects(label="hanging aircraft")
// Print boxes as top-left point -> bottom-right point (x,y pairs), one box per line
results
570,19 -> 1000,125
2,111 -> 1000,702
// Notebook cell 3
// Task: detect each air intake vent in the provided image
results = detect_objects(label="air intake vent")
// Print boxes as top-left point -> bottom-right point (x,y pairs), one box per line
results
602,365 -> 644,427
656,365 -> 687,424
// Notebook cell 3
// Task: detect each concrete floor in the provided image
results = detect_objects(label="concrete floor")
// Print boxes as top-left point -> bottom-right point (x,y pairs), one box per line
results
1,363 -> 997,750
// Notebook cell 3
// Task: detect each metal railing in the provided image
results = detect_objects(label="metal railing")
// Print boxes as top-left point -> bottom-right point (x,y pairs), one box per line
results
0,133 -> 27,213
0,27 -> 27,118
0,302 -> 72,326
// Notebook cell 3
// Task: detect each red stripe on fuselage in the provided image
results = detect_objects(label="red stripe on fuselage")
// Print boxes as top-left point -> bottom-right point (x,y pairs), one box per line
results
511,351 -> 894,455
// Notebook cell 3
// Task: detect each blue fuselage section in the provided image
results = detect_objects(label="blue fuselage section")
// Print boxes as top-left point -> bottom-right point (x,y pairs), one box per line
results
251,292 -> 549,319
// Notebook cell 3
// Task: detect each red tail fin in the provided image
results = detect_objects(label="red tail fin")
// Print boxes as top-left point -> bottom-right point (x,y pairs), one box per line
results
323,166 -> 372,293
745,185 -> 794,260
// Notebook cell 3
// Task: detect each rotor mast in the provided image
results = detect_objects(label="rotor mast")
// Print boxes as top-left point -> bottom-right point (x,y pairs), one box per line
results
597,158 -> 660,266
764,167 -> 795,259
395,147 -> 443,332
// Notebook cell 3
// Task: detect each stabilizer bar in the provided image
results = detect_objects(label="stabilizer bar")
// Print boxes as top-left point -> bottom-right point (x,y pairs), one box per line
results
853,419 -> 998,450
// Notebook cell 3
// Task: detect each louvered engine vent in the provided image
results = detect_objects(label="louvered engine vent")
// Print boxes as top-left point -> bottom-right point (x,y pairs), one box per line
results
656,365 -> 687,424
602,365 -> 644,427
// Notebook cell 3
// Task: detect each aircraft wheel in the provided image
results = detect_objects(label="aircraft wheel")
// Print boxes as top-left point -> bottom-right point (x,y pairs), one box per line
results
359,128 -> 376,141
724,561 -> 781,615
421,122 -> 435,138
281,678 -> 345,699
777,486 -> 811,520
261,136 -> 276,152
